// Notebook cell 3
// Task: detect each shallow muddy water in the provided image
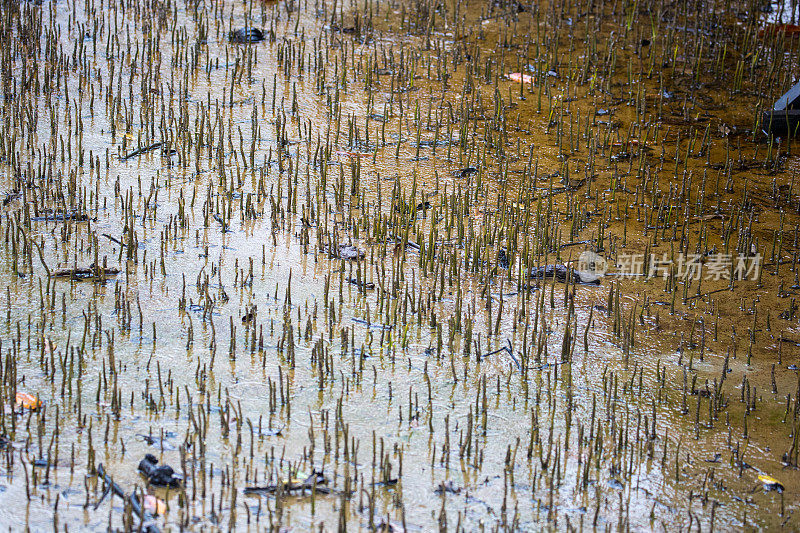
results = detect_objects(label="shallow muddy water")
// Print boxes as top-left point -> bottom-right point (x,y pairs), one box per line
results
0,0 -> 798,530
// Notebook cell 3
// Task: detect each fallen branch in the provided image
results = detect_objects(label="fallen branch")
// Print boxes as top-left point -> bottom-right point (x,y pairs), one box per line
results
96,464 -> 161,533
559,239 -> 593,249
122,142 -> 163,160
480,341 -> 522,372
686,286 -> 729,301
52,264 -> 120,280
244,472 -> 334,495
102,233 -> 126,247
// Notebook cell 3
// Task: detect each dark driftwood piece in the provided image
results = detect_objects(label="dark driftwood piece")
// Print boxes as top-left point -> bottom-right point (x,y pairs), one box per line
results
244,471 -> 333,495
122,142 -> 163,160
529,264 -> 600,285
96,464 -> 161,533
30,210 -> 89,222
52,264 -> 120,280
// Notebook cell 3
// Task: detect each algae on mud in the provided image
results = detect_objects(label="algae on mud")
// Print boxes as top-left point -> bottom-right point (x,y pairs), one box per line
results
0,0 -> 798,530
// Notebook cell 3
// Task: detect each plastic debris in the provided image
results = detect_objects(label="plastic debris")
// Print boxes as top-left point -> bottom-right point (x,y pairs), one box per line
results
758,474 -> 784,492
138,454 -> 182,487
761,80 -> 800,136
506,72 -> 534,84
143,494 -> 167,515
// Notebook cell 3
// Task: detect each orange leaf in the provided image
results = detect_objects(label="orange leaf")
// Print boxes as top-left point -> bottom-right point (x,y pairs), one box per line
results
506,72 -> 534,84
15,392 -> 42,410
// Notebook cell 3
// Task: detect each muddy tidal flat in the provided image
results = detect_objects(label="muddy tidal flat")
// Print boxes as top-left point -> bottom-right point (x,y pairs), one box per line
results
0,0 -> 799,530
